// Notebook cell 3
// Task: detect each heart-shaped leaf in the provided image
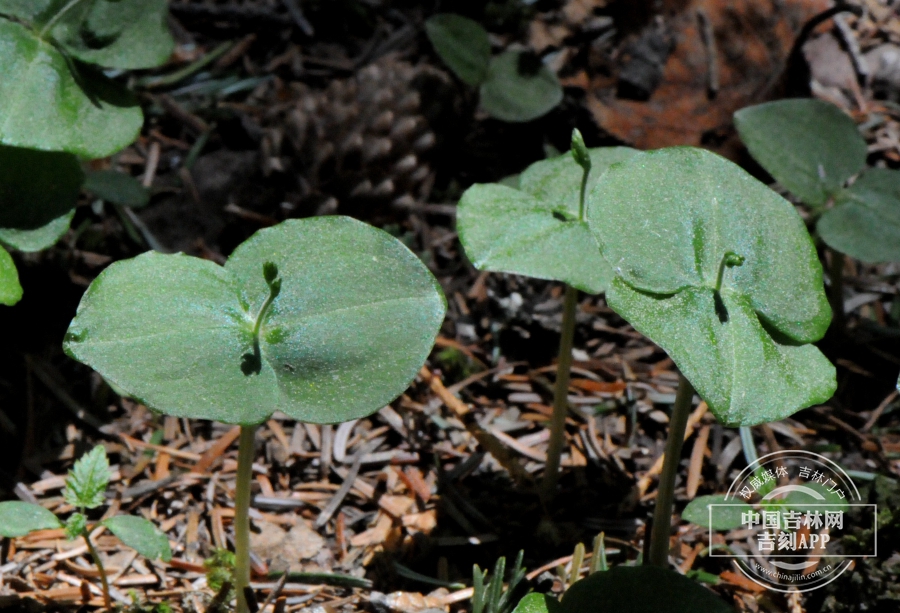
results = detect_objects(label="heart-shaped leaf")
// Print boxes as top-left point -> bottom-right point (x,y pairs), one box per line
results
0,245 -> 22,306
0,501 -> 62,537
734,99 -> 867,207
64,216 -> 446,426
589,148 -> 835,425
84,169 -> 149,208
425,14 -> 490,86
480,50 -> 562,123
103,515 -> 171,561
560,566 -> 732,613
0,145 -> 82,251
0,19 -> 142,158
458,148 -> 637,294
818,168 -> 900,263
682,494 -> 751,530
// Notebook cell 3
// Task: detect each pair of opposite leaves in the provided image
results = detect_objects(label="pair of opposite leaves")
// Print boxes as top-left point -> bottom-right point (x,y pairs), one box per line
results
736,98 -> 900,264
458,146 -> 835,427
64,217 -> 447,426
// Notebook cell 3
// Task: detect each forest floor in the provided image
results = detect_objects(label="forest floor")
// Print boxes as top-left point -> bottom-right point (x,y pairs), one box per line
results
1,1 -> 900,612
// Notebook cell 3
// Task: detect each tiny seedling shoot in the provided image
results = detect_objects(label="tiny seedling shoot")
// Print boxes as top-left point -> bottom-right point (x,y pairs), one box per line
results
0,445 -> 171,607
425,13 -> 563,123
734,98 -> 900,326
585,147 -> 837,568
63,216 -> 446,613
457,130 -> 636,499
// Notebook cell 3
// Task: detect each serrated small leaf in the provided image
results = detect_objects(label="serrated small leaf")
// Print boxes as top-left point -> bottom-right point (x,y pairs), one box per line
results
0,19 -> 142,158
480,50 -> 562,122
84,169 -> 149,208
682,495 -> 751,530
103,515 -> 171,561
780,482 -> 849,515
64,445 -> 111,509
818,168 -> 900,263
0,145 -> 82,251
734,99 -> 867,207
560,566 -> 732,613
0,501 -> 62,537
589,148 -> 836,425
64,217 -> 446,425
65,511 -> 86,540
425,14 -> 490,86
0,246 -> 21,306
458,148 -> 636,294
512,593 -> 562,613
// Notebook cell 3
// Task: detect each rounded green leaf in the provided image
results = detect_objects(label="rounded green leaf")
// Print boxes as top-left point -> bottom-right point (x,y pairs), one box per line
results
84,169 -> 149,208
682,495 -> 751,530
818,168 -> 900,263
0,145 -> 82,251
0,501 -> 62,537
513,593 -> 562,613
590,148 -> 835,425
0,19 -> 142,158
589,148 -> 831,342
64,216 -> 447,425
425,14 -> 490,86
0,245 -> 22,306
734,99 -> 867,207
480,50 -> 562,123
52,0 -> 173,69
458,148 -> 635,294
103,515 -> 171,561
560,566 -> 732,613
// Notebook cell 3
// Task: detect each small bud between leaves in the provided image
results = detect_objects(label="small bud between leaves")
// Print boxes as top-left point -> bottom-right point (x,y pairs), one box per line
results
724,252 -> 745,268
263,262 -> 279,285
65,512 -> 87,540
570,129 -> 591,174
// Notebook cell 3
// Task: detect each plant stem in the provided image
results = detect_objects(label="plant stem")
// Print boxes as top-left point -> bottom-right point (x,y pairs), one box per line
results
541,283 -> 578,501
234,424 -> 258,613
829,250 -> 845,330
84,528 -> 111,608
647,373 -> 694,567
577,163 -> 589,221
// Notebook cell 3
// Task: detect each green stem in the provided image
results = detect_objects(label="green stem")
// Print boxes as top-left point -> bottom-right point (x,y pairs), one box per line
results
253,285 -> 278,340
577,164 -> 589,221
829,250 -> 845,330
647,374 -> 694,567
235,424 -> 258,613
84,527 -> 111,608
39,0 -> 88,37
541,284 -> 579,501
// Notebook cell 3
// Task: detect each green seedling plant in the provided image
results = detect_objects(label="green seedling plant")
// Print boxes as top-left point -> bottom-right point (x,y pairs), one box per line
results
425,13 -> 563,122
467,144 -> 837,609
585,147 -> 836,571
63,216 -> 447,613
734,98 -> 900,324
472,550 -> 527,613
0,0 -> 173,304
0,445 -> 171,607
457,129 -> 637,499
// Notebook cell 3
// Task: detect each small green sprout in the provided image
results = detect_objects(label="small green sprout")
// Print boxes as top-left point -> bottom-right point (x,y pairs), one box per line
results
63,216 -> 446,613
425,13 -> 562,122
0,445 -> 171,607
473,551 -> 527,613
